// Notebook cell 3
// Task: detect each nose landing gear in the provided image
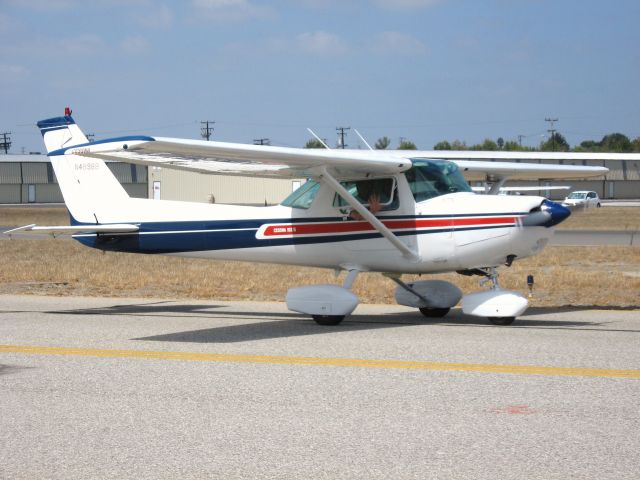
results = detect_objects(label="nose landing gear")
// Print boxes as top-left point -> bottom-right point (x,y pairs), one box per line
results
461,267 -> 528,325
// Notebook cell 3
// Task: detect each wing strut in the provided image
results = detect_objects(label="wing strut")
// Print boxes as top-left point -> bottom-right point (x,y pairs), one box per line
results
316,167 -> 420,262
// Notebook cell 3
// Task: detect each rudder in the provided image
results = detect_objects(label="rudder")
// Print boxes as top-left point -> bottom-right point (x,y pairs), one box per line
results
38,114 -> 130,224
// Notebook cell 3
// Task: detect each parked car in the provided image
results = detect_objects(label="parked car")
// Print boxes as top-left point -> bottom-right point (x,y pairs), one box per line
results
562,191 -> 601,209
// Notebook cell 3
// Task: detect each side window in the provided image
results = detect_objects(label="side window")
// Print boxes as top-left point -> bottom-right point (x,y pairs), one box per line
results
333,178 -> 398,210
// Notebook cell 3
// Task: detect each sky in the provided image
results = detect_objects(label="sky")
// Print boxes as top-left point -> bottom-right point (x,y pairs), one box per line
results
1,0 -> 639,153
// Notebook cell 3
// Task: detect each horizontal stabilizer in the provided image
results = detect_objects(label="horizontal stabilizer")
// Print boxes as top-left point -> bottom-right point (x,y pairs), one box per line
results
4,224 -> 139,237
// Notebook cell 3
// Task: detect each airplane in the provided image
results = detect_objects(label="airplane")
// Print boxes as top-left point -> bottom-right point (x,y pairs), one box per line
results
6,112 -> 640,326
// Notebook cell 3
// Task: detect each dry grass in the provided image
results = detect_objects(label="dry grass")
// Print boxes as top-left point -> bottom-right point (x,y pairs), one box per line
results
559,207 -> 640,231
1,238 -> 638,308
0,206 -> 69,227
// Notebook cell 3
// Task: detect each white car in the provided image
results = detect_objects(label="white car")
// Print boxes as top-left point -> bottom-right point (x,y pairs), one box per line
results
562,191 -> 601,209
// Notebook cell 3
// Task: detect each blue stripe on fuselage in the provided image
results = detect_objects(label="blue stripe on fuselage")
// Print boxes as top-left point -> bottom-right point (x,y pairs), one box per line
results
72,215 -> 521,254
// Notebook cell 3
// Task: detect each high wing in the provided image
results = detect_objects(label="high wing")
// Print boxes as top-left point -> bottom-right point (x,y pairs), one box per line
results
47,135 -> 639,181
54,136 -> 412,179
412,150 -> 640,181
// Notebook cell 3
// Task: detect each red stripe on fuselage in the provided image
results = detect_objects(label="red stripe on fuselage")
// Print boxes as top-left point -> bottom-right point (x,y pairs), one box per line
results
262,216 -> 519,237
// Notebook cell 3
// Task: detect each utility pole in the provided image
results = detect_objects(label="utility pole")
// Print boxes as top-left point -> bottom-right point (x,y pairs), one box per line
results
336,126 -> 350,149
545,117 -> 558,151
253,138 -> 270,146
517,134 -> 524,146
200,120 -> 215,141
0,132 -> 11,154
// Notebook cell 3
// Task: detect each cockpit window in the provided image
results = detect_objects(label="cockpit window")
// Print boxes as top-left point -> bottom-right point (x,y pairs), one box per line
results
405,159 -> 471,202
281,180 -> 321,209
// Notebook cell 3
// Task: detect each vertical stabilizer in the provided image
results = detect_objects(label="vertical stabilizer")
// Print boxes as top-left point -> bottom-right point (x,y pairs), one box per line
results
37,115 -> 89,153
37,115 -> 130,224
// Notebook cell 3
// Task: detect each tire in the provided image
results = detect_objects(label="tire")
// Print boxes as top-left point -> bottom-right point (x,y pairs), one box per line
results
488,317 -> 515,326
419,307 -> 450,318
312,315 -> 345,326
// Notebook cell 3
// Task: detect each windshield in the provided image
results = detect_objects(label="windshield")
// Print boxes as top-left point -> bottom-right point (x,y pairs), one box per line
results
281,180 -> 321,209
405,159 -> 471,202
567,192 -> 587,199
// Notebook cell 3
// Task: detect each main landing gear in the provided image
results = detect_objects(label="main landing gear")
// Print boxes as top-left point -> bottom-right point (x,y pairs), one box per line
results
391,276 -> 462,320
418,307 -> 451,318
286,270 -> 360,326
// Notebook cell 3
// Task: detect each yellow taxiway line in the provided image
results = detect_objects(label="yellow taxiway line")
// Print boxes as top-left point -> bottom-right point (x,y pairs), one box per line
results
1,344 -> 639,379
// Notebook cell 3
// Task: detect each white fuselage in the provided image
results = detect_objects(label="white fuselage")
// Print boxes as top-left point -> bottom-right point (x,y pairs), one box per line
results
74,172 -> 554,274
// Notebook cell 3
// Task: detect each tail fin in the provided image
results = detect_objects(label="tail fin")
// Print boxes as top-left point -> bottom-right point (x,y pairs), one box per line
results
37,115 -> 89,153
37,114 -> 130,224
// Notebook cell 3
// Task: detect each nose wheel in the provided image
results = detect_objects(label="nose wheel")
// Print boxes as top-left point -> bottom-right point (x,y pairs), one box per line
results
488,316 -> 515,325
312,315 -> 345,326
461,267 -> 529,325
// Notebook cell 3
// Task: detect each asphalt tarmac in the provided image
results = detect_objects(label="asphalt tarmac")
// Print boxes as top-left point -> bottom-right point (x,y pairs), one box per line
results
1,295 -> 639,480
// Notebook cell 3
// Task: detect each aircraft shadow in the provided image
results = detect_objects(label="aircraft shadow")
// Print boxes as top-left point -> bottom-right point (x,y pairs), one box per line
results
39,301 -> 639,344
526,305 -> 639,313
132,308 -> 635,344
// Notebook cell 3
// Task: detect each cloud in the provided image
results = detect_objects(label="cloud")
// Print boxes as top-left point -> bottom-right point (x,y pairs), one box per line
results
0,63 -> 29,77
255,31 -> 349,56
373,0 -> 442,9
135,5 -> 173,29
0,34 -> 105,58
191,0 -> 271,22
58,34 -> 105,56
120,35 -> 151,55
373,31 -> 427,55
296,31 -> 349,55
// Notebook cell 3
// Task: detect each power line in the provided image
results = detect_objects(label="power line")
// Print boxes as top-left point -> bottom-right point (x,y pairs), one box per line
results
0,132 -> 11,154
200,120 -> 215,141
545,117 -> 559,151
336,126 -> 350,149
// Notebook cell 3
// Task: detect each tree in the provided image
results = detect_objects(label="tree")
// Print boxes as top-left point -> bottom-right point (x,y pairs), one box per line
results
450,140 -> 467,150
433,140 -> 452,150
576,140 -> 600,152
471,138 -> 498,151
540,132 -> 569,152
504,140 -> 520,151
632,137 -> 640,152
398,139 -> 417,150
497,137 -> 504,150
601,133 -> 632,152
374,136 -> 391,150
503,140 -> 534,151
304,138 -> 325,149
